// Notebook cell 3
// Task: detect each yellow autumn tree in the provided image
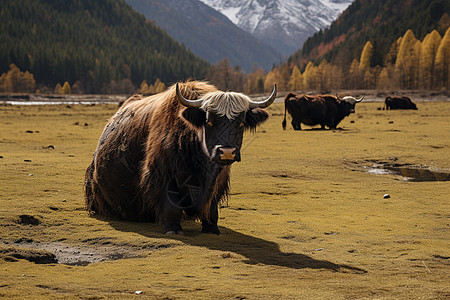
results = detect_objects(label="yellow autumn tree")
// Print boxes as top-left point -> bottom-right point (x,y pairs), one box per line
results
435,27 -> 450,89
360,41 -> 374,70
140,80 -> 150,94
278,65 -> 291,91
0,73 -> 13,93
264,68 -> 281,92
413,40 -> 422,89
288,66 -> 303,91
348,59 -> 361,89
395,29 -> 420,89
148,78 -> 166,94
156,79 -> 167,93
60,81 -> 71,94
378,68 -> 391,90
303,62 -> 317,90
384,37 -> 402,66
364,69 -> 377,89
0,64 -> 36,93
316,59 -> 334,91
419,30 -> 442,89
359,41 -> 374,88
245,68 -> 265,94
54,83 -> 62,94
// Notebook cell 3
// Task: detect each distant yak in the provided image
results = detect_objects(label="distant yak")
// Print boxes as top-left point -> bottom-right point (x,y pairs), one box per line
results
85,81 -> 276,235
282,93 -> 363,130
383,96 -> 417,110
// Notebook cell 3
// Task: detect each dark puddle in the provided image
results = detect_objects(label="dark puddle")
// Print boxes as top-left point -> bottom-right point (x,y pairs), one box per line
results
367,163 -> 450,182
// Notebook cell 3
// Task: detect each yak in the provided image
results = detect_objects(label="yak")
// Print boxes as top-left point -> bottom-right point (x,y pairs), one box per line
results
282,93 -> 363,130
84,81 -> 276,235
383,96 -> 417,110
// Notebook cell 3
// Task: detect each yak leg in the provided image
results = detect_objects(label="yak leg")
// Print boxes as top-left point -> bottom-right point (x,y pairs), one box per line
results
326,117 -> 337,130
201,200 -> 220,235
93,158 -> 141,220
163,202 -> 184,235
292,120 -> 302,130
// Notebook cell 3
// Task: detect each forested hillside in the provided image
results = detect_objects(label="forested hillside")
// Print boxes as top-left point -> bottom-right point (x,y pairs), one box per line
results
266,27 -> 449,91
1,0 -> 448,94
288,0 -> 449,69
0,0 -> 210,94
260,0 -> 450,92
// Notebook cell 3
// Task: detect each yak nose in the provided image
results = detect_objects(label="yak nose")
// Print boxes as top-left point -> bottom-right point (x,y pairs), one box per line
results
219,147 -> 237,161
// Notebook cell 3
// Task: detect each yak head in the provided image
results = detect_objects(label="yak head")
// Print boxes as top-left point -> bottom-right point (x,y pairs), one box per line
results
177,83 -> 277,165
337,95 -> 364,115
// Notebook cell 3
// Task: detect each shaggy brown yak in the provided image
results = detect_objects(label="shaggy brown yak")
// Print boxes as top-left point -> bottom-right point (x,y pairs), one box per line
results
85,81 -> 276,235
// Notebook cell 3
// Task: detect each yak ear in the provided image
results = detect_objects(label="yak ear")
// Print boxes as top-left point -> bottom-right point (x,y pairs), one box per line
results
244,108 -> 269,131
182,107 -> 206,128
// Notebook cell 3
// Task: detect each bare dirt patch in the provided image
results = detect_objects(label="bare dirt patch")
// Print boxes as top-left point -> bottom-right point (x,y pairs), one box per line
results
1,239 -> 146,266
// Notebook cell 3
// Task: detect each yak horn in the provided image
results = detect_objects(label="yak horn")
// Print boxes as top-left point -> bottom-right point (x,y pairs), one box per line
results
176,82 -> 203,108
249,84 -> 277,108
356,96 -> 364,102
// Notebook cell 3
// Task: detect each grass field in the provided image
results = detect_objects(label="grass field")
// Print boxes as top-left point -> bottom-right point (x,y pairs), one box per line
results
0,100 -> 449,299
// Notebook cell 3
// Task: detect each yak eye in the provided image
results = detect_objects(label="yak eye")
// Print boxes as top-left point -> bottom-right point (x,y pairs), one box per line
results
239,121 -> 245,127
207,120 -> 213,127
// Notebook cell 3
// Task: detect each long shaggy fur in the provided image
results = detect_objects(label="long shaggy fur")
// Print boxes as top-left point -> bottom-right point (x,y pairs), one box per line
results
200,91 -> 250,119
85,81 -> 239,223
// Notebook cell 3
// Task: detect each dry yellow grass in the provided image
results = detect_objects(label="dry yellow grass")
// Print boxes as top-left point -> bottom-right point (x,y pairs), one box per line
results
0,101 -> 449,299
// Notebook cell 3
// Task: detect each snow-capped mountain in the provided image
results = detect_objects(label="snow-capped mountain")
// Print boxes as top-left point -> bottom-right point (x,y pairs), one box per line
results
199,0 -> 353,56
125,0 -> 282,71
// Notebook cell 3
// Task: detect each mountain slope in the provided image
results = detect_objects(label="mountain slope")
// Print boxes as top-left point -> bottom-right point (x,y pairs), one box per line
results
288,0 -> 450,69
199,0 -> 353,57
0,0 -> 209,92
125,0 -> 282,71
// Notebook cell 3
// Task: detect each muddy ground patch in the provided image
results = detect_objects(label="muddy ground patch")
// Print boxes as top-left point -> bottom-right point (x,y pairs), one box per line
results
1,238 -> 149,266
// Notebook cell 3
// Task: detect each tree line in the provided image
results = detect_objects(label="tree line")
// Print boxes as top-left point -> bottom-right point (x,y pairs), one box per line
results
2,26 -> 449,95
207,27 -> 450,93
0,0 -> 209,94
291,0 -> 450,71
262,27 -> 450,92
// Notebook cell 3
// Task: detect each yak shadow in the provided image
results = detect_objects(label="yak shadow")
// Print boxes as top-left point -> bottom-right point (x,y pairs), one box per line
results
109,220 -> 367,274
